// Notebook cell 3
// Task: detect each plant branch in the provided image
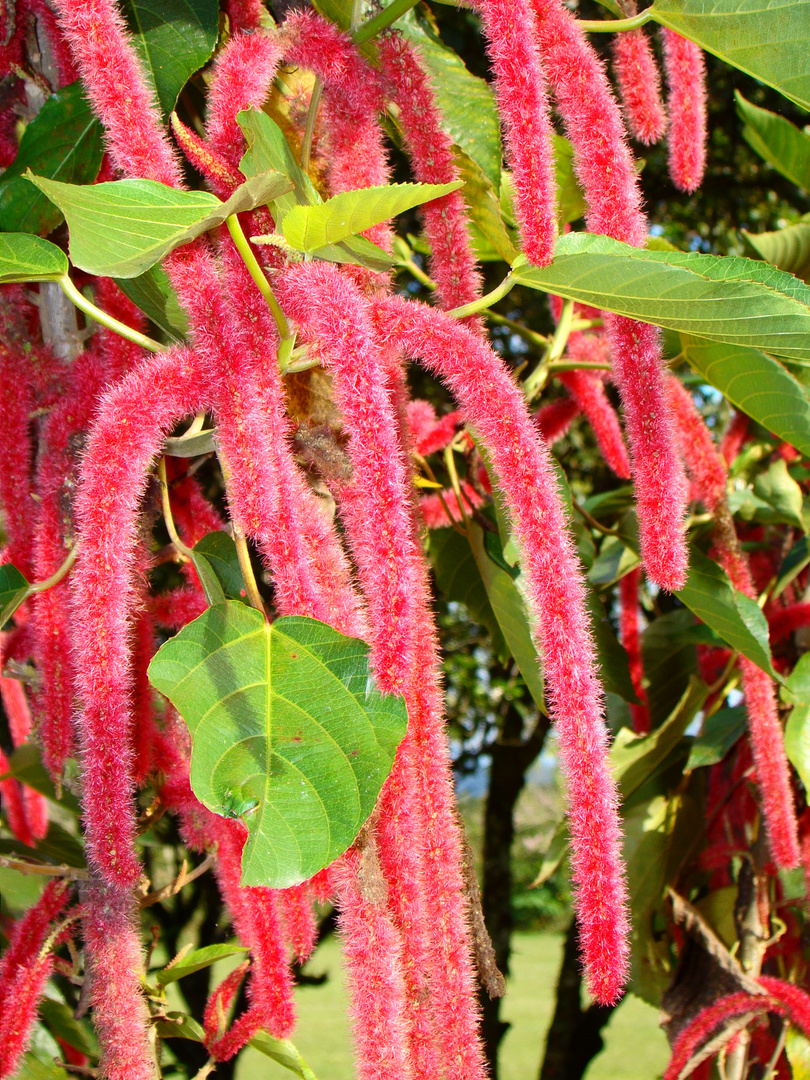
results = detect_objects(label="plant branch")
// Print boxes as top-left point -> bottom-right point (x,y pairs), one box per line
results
139,853 -> 216,908
225,214 -> 291,342
577,8 -> 656,31
58,275 -> 163,353
157,457 -> 195,560
28,541 -> 80,595
0,855 -> 89,879
449,273 -> 515,319
301,78 -> 323,174
233,524 -> 266,616
353,0 -> 421,42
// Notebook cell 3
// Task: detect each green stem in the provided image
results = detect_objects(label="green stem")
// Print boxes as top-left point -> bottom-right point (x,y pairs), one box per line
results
577,8 -> 655,31
28,542 -> 80,595
449,273 -> 515,320
488,311 -> 549,348
353,0 -> 421,42
158,458 -> 195,560
523,298 -> 574,401
301,78 -> 323,175
546,359 -> 612,373
58,275 -> 163,354
233,525 -> 266,616
400,257 -> 436,290
226,214 -> 291,341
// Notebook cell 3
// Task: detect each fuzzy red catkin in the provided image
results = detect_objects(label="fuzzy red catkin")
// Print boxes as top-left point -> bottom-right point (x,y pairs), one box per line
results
769,603 -> 810,643
529,0 -> 689,591
665,375 -> 727,511
371,292 -> 630,1004
0,661 -> 47,840
0,347 -> 35,577
69,347 -> 205,888
278,264 -> 485,1079
0,879 -> 70,1080
714,539 -> 801,869
0,747 -> 34,847
474,0 -> 557,265
377,34 -> 483,309
663,990 -> 773,1080
720,410 -> 749,465
558,369 -> 631,479
50,0 -> 181,187
81,881 -> 156,1080
611,29 -> 667,145
535,394 -> 581,444
660,29 -> 707,194
406,400 -> 462,457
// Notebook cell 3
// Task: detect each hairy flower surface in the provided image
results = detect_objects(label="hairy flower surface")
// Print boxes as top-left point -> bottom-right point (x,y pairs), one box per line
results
661,29 -> 707,193
611,29 -> 667,145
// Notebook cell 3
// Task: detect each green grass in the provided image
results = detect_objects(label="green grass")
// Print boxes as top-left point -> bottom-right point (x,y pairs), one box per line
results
235,932 -> 670,1080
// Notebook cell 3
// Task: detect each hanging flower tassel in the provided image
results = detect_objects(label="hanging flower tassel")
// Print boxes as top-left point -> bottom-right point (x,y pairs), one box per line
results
611,29 -> 667,145
661,29 -> 708,194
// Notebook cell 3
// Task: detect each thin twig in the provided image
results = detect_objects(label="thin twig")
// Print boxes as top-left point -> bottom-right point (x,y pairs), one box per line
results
139,853 -> 216,909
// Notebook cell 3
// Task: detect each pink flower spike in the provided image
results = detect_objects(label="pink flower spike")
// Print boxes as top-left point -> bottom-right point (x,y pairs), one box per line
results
50,0 -> 181,186
618,568 -> 650,734
205,31 -> 284,171
0,347 -> 35,577
665,375 -> 727,511
768,603 -> 810,644
81,881 -> 156,1080
170,112 -> 244,198
70,347 -> 204,887
757,976 -> 810,1039
0,747 -> 34,846
226,0 -> 268,32
663,990 -> 772,1080
406,400 -> 462,457
714,538 -> 801,869
475,0 -> 557,265
370,293 -> 630,1005
611,30 -> 667,145
377,35 -> 483,309
661,30 -> 707,194
535,395 -> 581,444
607,317 -> 689,591
558,369 -> 631,479
720,411 -> 749,465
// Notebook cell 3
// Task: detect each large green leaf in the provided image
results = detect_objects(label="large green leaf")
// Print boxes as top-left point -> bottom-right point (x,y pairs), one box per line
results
687,706 -> 747,770
38,1000 -> 98,1059
250,1033 -> 321,1080
752,458 -> 806,530
0,83 -> 103,235
0,563 -> 30,628
148,603 -> 407,887
451,147 -> 516,264
0,234 -> 67,284
651,0 -> 810,111
190,531 -> 247,607
114,265 -> 188,340
238,108 -> 319,217
156,943 -> 248,987
513,234 -> 810,363
682,336 -> 810,458
467,522 -> 546,712
428,526 -> 507,658
399,11 -> 501,191
743,222 -> 810,285
28,172 -> 292,278
676,547 -> 778,679
281,182 -> 461,253
782,653 -> 810,790
586,588 -> 640,703
120,0 -> 220,116
736,94 -> 810,192
641,609 -> 704,728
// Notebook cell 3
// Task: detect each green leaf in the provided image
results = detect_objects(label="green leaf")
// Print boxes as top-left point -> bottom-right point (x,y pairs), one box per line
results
588,535 -> 640,588
12,1053 -> 70,1080
786,1028 -> 810,1080
38,1000 -> 98,1058
513,233 -> 810,363
27,172 -> 293,278
114,265 -> 188,340
250,1032 -> 321,1080
189,532 -> 247,607
686,706 -> 747,770
451,147 -> 516,264
783,654 -> 810,790
281,182 -> 462,253
147,603 -> 408,887
428,526 -> 507,659
467,522 -> 547,713
611,678 -> 707,800
1,743 -> 81,816
399,11 -> 502,191
683,336 -> 810,459
735,94 -> 810,192
120,0 -> 220,116
0,234 -> 68,284
309,235 -> 396,272
586,588 -> 640,703
641,609 -> 702,728
651,0 -> 810,112
0,563 -> 30,629
531,817 -> 569,887
753,459 -> 806,530
156,943 -> 249,986
0,83 -> 104,235
624,791 -> 699,1004
238,108 -> 320,218
776,536 -> 810,596
743,222 -> 810,285
553,136 -> 588,227
0,867 -> 45,915
676,547 -> 778,679
154,1012 -> 206,1042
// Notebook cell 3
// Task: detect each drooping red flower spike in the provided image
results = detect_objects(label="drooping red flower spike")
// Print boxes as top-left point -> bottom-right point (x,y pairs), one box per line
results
665,375 -> 727,511
663,989 -> 772,1080
661,29 -> 708,194
171,112 -> 244,197
0,747 -> 34,846
50,0 -> 182,186
720,410 -> 750,465
369,292 -> 630,1005
535,394 -> 581,444
0,347 -> 35,578
474,0 -> 557,265
714,535 -> 801,869
0,660 -> 47,839
558,369 -> 631,479
769,603 -> 810,644
611,29 -> 667,145
377,34 -> 483,310
0,880 -> 71,1080
69,347 -> 205,887
81,881 -> 156,1080
529,0 -> 689,591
